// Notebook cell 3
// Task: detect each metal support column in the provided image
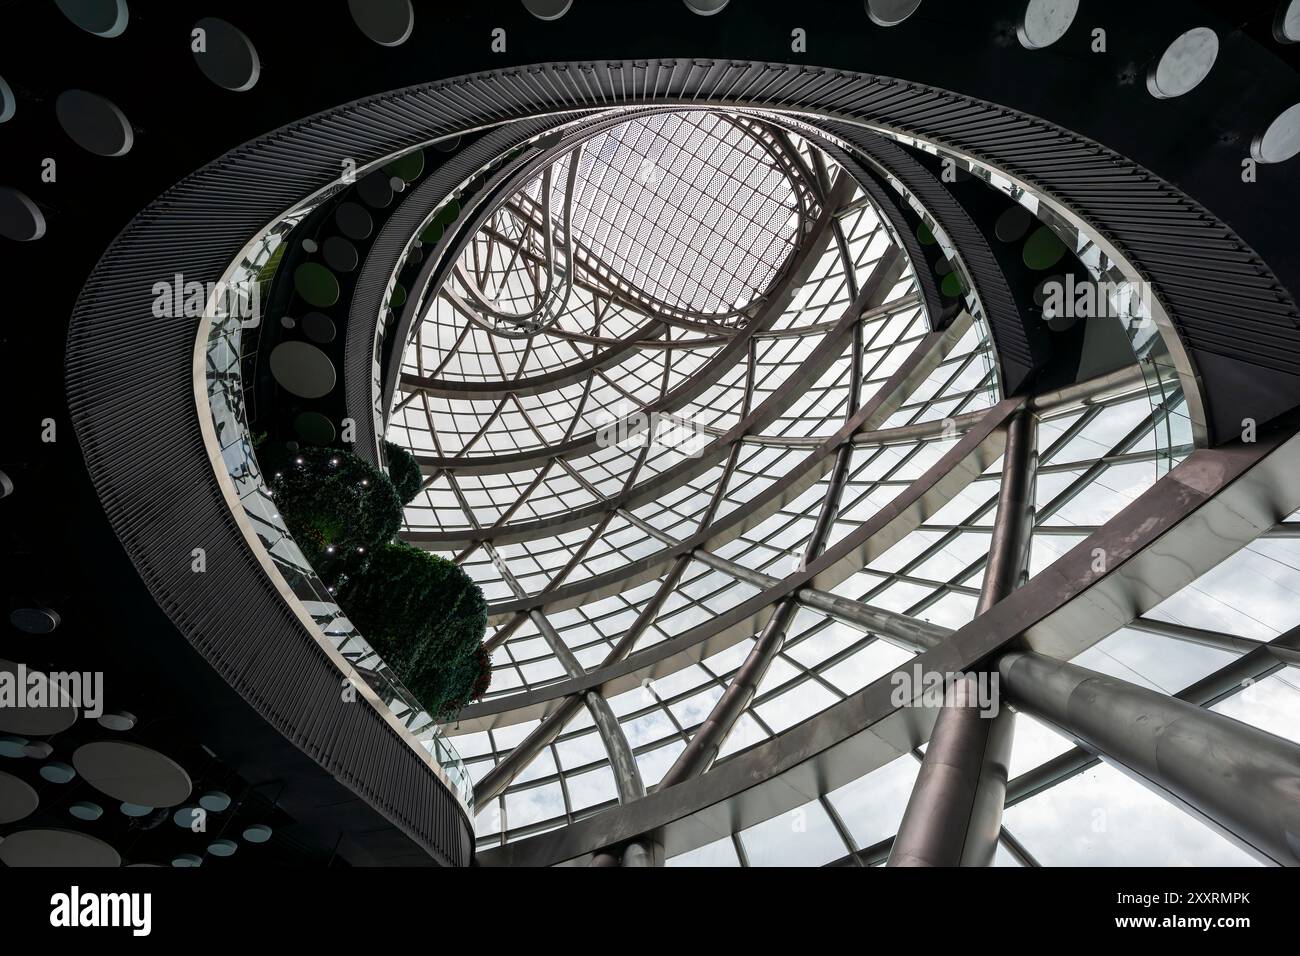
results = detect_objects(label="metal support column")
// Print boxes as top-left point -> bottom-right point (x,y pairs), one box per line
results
888,409 -> 1037,866
886,673 -> 1017,867
998,649 -> 1300,866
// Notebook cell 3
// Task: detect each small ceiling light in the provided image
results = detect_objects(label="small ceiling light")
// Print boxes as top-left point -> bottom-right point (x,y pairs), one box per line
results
0,188 -> 46,242
348,0 -> 414,47
208,838 -> 238,857
242,823 -> 273,843
39,761 -> 76,784
56,89 -> 134,157
97,710 -> 137,732
69,801 -> 104,821
191,17 -> 261,92
173,806 -> 202,828
199,791 -> 231,813
1017,0 -> 1078,50
1252,102 -> 1300,164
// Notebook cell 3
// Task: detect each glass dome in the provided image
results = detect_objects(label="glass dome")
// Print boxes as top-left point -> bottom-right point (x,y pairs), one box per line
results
384,109 -> 1296,868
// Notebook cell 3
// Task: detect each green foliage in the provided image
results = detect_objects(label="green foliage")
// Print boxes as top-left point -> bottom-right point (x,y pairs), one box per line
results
470,643 -> 493,701
260,444 -> 488,720
383,440 -> 423,505
264,446 -> 403,585
338,541 -> 489,720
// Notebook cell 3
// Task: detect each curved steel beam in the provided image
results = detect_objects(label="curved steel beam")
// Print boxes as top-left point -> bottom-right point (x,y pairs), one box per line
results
474,422 -> 1300,866
384,106 -> 725,440
473,359 -> 758,807
473,310 -> 971,621
409,248 -> 905,555
400,312 -> 669,400
453,147 -> 582,337
410,173 -> 860,479
401,288 -> 916,404
454,396 -> 1016,732
658,306 -> 870,788
482,552 -> 647,807
344,116 -> 584,465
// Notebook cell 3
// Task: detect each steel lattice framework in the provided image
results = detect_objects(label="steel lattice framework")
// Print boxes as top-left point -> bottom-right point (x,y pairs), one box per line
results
449,113 -> 817,339
380,109 -> 1300,868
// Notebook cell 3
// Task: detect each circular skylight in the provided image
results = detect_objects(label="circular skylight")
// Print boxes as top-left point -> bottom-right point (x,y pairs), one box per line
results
523,0 -> 573,20
449,111 -> 810,336
684,0 -> 730,14
55,89 -> 133,157
1148,27 -> 1219,99
565,113 -> 803,321
1253,102 -> 1300,164
1276,0 -> 1300,43
192,18 -> 261,92
391,110 -> 930,535
1017,0 -> 1079,50
349,0 -> 414,47
0,76 -> 15,124
54,0 -> 128,38
866,0 -> 922,27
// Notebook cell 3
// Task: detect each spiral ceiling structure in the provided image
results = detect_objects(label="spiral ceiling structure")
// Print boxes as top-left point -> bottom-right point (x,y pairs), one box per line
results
4,0 -> 1300,873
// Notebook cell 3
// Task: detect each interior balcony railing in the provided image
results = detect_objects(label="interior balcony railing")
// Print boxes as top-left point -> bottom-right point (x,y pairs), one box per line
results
198,214 -> 474,811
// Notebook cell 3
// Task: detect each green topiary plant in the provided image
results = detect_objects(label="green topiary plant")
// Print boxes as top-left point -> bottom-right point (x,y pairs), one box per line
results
470,643 -> 494,701
430,640 -> 494,718
383,440 -> 423,505
337,540 -> 489,720
263,446 -> 403,586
